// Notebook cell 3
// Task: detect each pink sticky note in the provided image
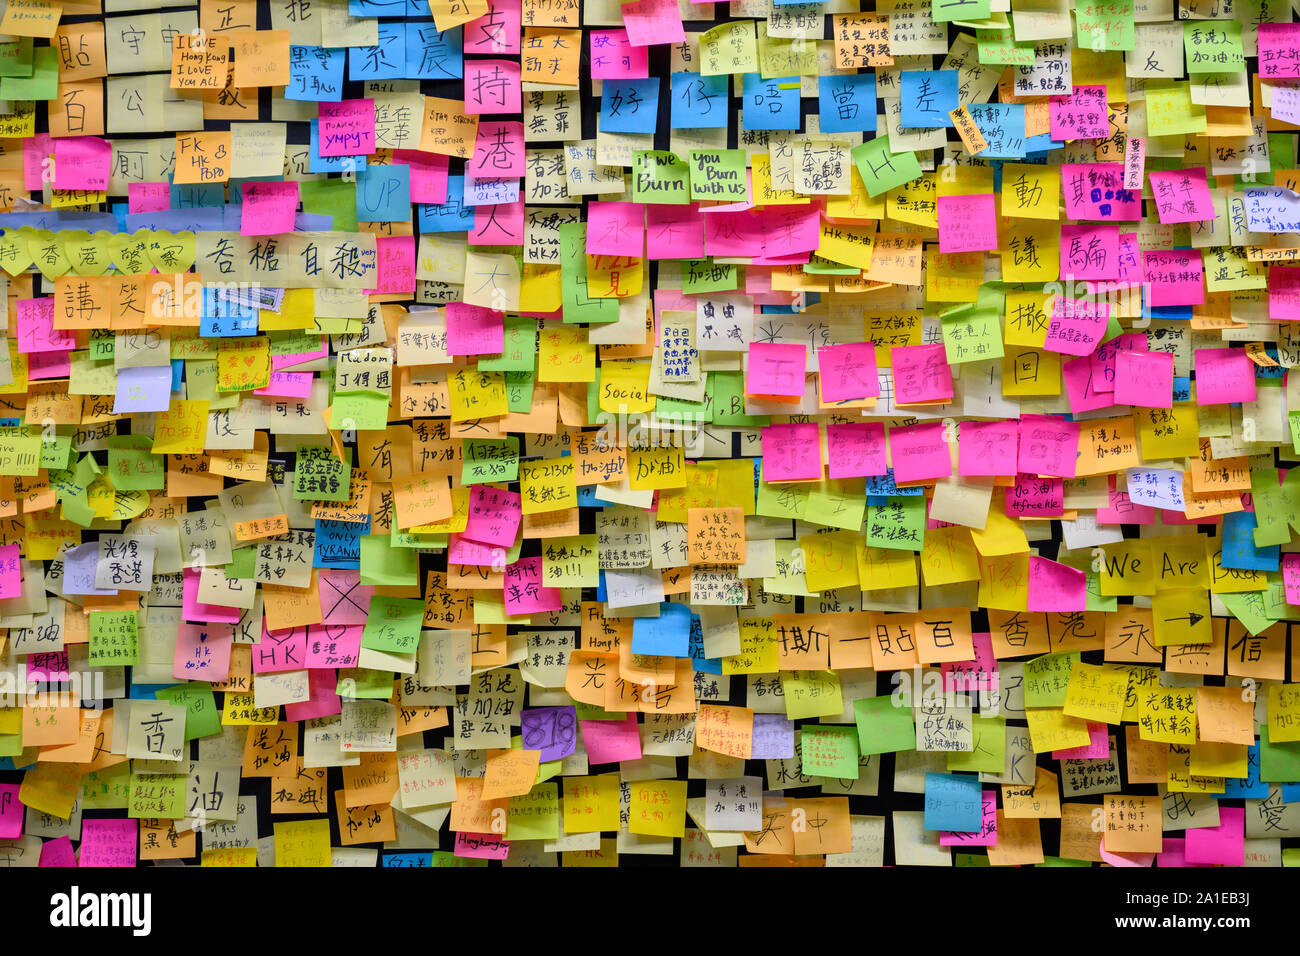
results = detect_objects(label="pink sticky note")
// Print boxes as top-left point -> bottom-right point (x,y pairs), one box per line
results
1149,167 -> 1215,224
503,556 -> 562,615
1027,556 -> 1086,612
1060,163 -> 1142,221
1123,135 -> 1146,190
272,336 -> 328,370
448,533 -> 507,568
1060,223 -> 1119,281
465,59 -> 522,114
1052,721 -> 1109,759
704,210 -> 764,258
1097,478 -> 1156,525
1006,473 -> 1064,518
463,0 -> 522,54
891,343 -> 953,405
254,370 -> 315,399
455,831 -> 511,859
29,349 -> 73,381
940,631 -> 996,692
22,133 -> 50,191
128,182 -> 172,214
172,622 -> 235,683
1017,414 -> 1079,478
240,181 -> 299,236
1142,249 -> 1204,307
305,624 -> 362,668
1194,348 -> 1256,405
1044,297 -> 1109,357
286,667 -> 343,722
621,0 -> 686,46
747,342 -> 807,397
52,135 -> 112,191
817,342 -> 880,403
1049,85 -> 1109,140
0,543 -> 20,600
581,714 -> 643,765
463,485 -> 522,548
16,298 -> 76,354
318,99 -> 376,156
319,569 -> 375,625
1184,807 -> 1245,866
590,29 -> 650,78
1113,349 -> 1174,408
1257,23 -> 1300,78
1283,554 -> 1300,605
467,121 -> 525,177
28,651 -> 69,683
394,149 -> 450,204
957,420 -> 1019,477
1269,264 -> 1300,321
1116,232 -> 1144,284
761,423 -> 823,482
647,204 -> 705,259
940,790 -> 996,846
889,421 -> 951,485
0,783 -> 22,839
586,201 -> 646,256
826,422 -> 886,479
182,568 -> 243,624
253,622 -> 309,674
1100,847 -> 1155,867
40,835 -> 77,867
936,193 -> 997,254
366,234 -> 416,296
78,819 -> 138,867
445,302 -> 505,356
471,200 -> 525,245
1155,837 -> 1190,867
1091,332 -> 1147,393
1062,356 -> 1117,414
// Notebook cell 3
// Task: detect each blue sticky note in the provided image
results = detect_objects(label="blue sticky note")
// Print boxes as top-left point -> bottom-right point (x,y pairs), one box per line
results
743,73 -> 801,131
309,121 -> 369,175
601,78 -> 660,134
406,23 -> 462,79
356,164 -> 411,222
288,45 -> 345,101
900,70 -> 959,128
114,365 -> 174,415
924,773 -> 983,832
1221,511 -> 1280,571
315,518 -> 367,569
671,72 -> 729,129
201,287 -> 259,337
383,852 -> 433,867
170,359 -> 183,392
349,22 -> 406,79
688,612 -> 722,675
967,103 -> 1026,159
631,602 -> 692,657
1221,744 -> 1268,799
350,0 -> 423,12
171,183 -> 225,208
418,176 -> 474,232
818,73 -> 876,134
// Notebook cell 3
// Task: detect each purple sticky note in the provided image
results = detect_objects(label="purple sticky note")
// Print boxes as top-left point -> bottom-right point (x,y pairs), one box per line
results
521,706 -> 577,762
114,365 -> 174,414
750,713 -> 795,759
62,542 -> 116,596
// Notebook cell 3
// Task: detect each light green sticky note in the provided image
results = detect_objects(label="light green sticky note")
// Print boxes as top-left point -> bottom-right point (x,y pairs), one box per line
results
462,436 -> 520,484
559,221 -> 619,325
128,772 -> 188,820
1251,469 -> 1291,547
1144,82 -> 1207,136
764,538 -> 814,596
360,533 -> 419,586
688,149 -> 748,202
1024,651 -> 1082,708
932,0 -> 990,23
941,305 -> 1005,365
0,37 -> 33,78
506,782 -> 560,841
542,533 -> 599,588
710,372 -> 767,426
300,178 -> 359,231
947,715 -> 1007,773
477,315 -> 536,372
800,725 -> 861,778
854,695 -> 917,754
505,370 -> 534,413
89,610 -> 139,667
337,668 -> 396,699
81,764 -> 132,809
226,547 -> 256,580
633,150 -> 691,204
681,258 -> 738,294
1183,19 -> 1243,73
156,683 -> 222,740
330,390 -> 389,431
866,496 -> 926,552
699,20 -> 758,76
852,135 -> 923,196
0,46 -> 55,100
38,432 -> 72,471
294,445 -> 351,502
1260,725 -> 1300,782
1219,590 -> 1277,637
106,434 -> 165,491
781,670 -> 843,720
1075,0 -> 1135,51
90,329 -> 115,361
361,596 -> 425,653
757,480 -> 809,521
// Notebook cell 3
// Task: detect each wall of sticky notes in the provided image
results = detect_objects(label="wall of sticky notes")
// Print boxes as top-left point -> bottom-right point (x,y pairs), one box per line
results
0,0 -> 1298,873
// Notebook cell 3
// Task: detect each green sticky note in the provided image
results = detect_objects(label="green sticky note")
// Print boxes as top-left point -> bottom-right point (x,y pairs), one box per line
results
226,547 -> 256,579
710,371 -> 767,426
330,390 -> 390,431
559,222 -> 618,325
90,329 -> 115,361
1039,856 -> 1092,867
800,725 -> 861,778
1183,19 -> 1243,73
947,715 -> 1006,773
89,610 -> 139,667
361,596 -> 425,653
301,178 -> 359,231
1075,0 -> 1135,51
866,496 -> 926,552
337,668 -> 396,699
1024,651 -> 1082,708
462,436 -> 520,484
156,683 -> 222,740
0,37 -> 33,78
128,772 -> 188,820
294,445 -> 352,502
1251,470 -> 1291,547
633,150 -> 691,204
360,533 -> 419,586
81,765 -> 132,809
955,852 -> 991,866
478,315 -> 536,372
1144,82 -> 1206,136
854,695 -> 918,754
941,305 -> 1004,365
0,46 -> 55,100
688,149 -> 747,202
106,434 -> 165,491
852,135 -> 923,196
38,433 -> 72,471
506,783 -> 560,841
932,0 -> 990,23
542,533 -> 599,587
505,370 -> 534,413
1260,725 -> 1300,782
681,258 -> 738,294
1219,590 -> 1277,637
431,851 -> 488,867
574,702 -> 622,722
0,427 -> 41,476
757,481 -> 809,522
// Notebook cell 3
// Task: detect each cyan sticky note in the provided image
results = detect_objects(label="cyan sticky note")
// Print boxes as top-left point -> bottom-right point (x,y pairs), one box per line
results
349,23 -> 407,80
631,602 -> 692,657
288,45 -> 345,101
743,73 -> 801,131
418,176 -> 474,232
924,772 -> 983,832
901,69 -> 959,128
406,23 -> 463,79
671,72 -> 729,128
1221,510 -> 1279,572
356,164 -> 412,222
818,73 -> 877,134
600,78 -> 661,134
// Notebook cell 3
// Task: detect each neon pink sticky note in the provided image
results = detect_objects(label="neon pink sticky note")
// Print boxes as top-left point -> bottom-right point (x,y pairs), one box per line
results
173,622 -> 234,682
0,784 -> 21,839
240,181 -> 299,236
394,149 -> 450,204
128,181 -> 172,214
1097,478 -> 1156,525
467,121 -> 525,177
1049,85 -> 1108,140
1155,837 -> 1190,867
1284,554 -> 1300,605
621,0 -> 686,46
455,831 -> 511,859
40,835 -> 77,867
1092,332 -> 1147,393
586,201 -> 646,256
940,790 -> 996,846
1148,167 -> 1215,224
937,193 -> 997,254
1142,249 -> 1204,307
940,631 -> 996,692
1044,297 -> 1109,356
1184,807 -> 1244,866
1194,348 -> 1256,405
305,624 -> 361,668
445,302 -> 505,356
957,421 -> 1019,477
1017,414 -> 1079,479
78,819 -> 138,867
1100,847 -> 1155,867
447,533 -> 507,568
28,349 -> 72,381
182,568 -> 242,624
1062,356 -> 1117,414
318,99 -> 376,156
253,622 -> 309,674
504,556 -> 562,615
464,0 -> 522,54
1027,556 -> 1086,612
464,59 -> 522,114
590,29 -> 650,78
28,651 -> 69,683
272,336 -> 328,370
471,200 -> 525,245
1257,24 -> 1300,78
747,342 -> 807,397
1269,264 -> 1300,321
1006,473 -> 1064,518
761,423 -> 822,482
0,543 -> 20,600
1060,163 -> 1142,221
826,422 -> 886,479
52,135 -> 112,191
1060,223 -> 1119,280
319,569 -> 375,625
581,713 -> 643,764
464,485 -> 522,548
22,133 -> 50,191
647,204 -> 705,259
1123,136 -> 1145,190
1113,349 -> 1174,408
254,370 -> 315,399
889,421 -> 951,485
1052,721 -> 1109,759
891,343 -> 953,405
16,298 -> 75,354
286,667 -> 343,722
366,234 -> 416,296
817,343 -> 880,403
